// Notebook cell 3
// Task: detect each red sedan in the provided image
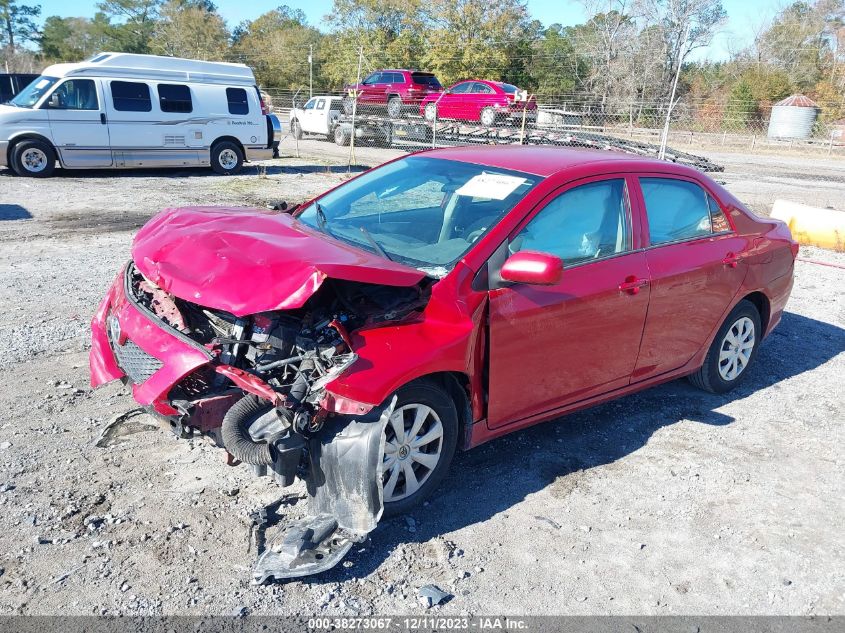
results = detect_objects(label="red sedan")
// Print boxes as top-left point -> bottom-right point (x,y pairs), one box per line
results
90,147 -> 796,580
419,79 -> 537,125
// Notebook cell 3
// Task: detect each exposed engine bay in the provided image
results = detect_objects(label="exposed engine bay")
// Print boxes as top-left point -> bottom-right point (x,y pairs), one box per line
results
120,262 -> 430,581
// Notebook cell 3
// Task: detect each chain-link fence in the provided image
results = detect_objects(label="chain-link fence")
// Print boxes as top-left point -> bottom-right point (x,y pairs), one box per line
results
264,88 -> 845,167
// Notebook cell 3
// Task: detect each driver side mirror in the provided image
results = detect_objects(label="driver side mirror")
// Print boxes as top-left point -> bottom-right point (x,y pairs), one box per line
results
500,251 -> 563,286
47,93 -> 61,108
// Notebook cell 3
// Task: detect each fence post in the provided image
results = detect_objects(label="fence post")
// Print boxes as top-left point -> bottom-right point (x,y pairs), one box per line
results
349,47 -> 363,169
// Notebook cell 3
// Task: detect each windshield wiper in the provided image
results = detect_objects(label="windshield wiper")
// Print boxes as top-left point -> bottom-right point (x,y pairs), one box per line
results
314,202 -> 329,232
359,226 -> 393,261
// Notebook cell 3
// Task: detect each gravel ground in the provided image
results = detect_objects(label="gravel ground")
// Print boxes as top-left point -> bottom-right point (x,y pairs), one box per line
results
0,142 -> 843,616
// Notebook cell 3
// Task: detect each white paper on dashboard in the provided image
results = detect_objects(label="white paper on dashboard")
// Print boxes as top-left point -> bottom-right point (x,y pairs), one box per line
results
455,173 -> 526,200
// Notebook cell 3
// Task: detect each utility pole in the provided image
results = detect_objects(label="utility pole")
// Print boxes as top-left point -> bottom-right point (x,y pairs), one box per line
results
308,45 -> 313,99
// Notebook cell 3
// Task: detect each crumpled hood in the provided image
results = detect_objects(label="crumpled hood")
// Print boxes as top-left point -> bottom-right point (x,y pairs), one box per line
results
131,206 -> 426,316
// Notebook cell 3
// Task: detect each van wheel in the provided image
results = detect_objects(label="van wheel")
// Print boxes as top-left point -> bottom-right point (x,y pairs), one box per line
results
211,141 -> 243,175
291,119 -> 303,140
11,139 -> 56,178
334,126 -> 350,146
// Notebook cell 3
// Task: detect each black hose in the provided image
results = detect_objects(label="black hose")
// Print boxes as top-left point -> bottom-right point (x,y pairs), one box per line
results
221,395 -> 275,465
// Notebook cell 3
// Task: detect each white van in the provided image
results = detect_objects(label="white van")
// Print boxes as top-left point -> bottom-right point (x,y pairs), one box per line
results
0,52 -> 281,177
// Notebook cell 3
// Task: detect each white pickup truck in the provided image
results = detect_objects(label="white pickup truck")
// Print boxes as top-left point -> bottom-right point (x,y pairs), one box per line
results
289,96 -> 343,142
289,95 -> 396,146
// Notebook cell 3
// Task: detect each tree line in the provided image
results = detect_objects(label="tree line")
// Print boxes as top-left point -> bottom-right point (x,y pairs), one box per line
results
1,0 -> 844,127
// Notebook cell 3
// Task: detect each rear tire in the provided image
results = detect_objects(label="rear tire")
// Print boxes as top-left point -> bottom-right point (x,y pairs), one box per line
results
381,380 -> 458,518
210,141 -> 243,175
334,126 -> 350,146
387,96 -> 403,119
480,107 -> 497,127
11,139 -> 56,178
689,299 -> 761,394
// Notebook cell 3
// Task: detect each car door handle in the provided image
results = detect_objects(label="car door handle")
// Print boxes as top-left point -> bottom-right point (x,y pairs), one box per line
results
722,252 -> 742,268
619,276 -> 649,295
100,112 -> 107,125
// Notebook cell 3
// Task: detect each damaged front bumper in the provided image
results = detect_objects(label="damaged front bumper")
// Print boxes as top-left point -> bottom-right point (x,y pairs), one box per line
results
90,264 -> 393,580
252,397 -> 394,582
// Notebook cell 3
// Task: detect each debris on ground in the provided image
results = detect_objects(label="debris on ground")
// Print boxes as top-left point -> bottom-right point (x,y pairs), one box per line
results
418,584 -> 452,608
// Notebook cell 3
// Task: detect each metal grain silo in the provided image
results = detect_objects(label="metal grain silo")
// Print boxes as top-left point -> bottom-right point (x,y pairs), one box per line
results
767,94 -> 819,139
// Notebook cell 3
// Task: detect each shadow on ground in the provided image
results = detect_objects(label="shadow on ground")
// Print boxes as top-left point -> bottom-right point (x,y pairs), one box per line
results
0,204 -> 32,221
291,310 -> 845,584
0,163 -> 370,181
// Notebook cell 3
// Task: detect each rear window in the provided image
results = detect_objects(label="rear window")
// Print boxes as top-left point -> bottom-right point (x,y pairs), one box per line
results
226,87 -> 249,115
500,84 -> 519,94
111,81 -> 152,112
158,84 -> 192,113
411,73 -> 442,88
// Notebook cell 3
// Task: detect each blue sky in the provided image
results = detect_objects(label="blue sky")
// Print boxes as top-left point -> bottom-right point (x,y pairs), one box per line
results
34,0 -> 781,62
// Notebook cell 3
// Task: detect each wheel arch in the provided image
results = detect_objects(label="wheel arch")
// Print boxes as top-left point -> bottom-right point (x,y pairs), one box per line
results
741,290 -> 771,336
210,135 -> 245,155
405,371 -> 473,451
8,133 -> 58,166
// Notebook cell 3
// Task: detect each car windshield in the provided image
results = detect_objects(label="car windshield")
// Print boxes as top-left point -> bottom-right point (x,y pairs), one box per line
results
412,73 -> 442,88
297,156 -> 540,274
8,76 -> 58,107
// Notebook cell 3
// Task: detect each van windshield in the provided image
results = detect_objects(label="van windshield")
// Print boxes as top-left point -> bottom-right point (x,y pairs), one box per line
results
9,76 -> 58,107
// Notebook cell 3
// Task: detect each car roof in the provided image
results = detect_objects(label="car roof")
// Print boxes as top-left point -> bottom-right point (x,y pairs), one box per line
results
420,145 -> 700,179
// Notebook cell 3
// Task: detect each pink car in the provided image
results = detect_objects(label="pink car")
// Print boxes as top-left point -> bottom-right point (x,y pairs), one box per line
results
419,79 -> 537,126
90,146 -> 796,581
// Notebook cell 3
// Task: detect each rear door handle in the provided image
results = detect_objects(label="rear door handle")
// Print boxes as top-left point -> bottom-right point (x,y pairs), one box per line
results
722,253 -> 742,268
619,276 -> 649,295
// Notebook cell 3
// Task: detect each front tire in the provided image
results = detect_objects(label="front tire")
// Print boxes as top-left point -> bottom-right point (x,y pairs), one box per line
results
381,380 -> 458,517
210,141 -> 243,175
11,139 -> 56,178
423,102 -> 437,122
689,299 -> 761,394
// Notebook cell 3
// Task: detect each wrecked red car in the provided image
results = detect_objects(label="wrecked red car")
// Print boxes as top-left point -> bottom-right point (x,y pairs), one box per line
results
90,146 -> 797,581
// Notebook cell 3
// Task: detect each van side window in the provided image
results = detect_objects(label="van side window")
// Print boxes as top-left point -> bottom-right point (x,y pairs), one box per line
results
111,81 -> 152,112
45,79 -> 98,110
226,87 -> 249,115
158,84 -> 192,113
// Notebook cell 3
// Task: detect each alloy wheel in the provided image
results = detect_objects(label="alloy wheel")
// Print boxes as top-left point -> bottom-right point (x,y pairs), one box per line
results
718,316 -> 755,381
382,403 -> 444,503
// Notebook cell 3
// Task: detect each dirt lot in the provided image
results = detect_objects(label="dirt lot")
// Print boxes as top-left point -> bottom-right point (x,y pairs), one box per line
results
0,141 -> 843,616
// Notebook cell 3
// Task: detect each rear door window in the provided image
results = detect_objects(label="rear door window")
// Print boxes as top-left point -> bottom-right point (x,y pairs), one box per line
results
226,87 -> 249,115
640,177 -> 718,246
157,84 -> 192,113
111,81 -> 152,112
472,82 -> 495,94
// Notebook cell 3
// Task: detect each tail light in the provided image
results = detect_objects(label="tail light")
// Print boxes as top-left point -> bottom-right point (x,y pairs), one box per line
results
259,95 -> 269,115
